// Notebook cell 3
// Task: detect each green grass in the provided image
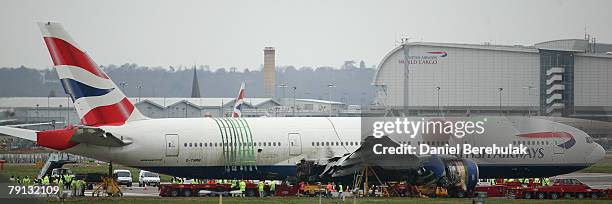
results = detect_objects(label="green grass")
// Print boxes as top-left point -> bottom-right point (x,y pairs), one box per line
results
39,197 -> 612,204
579,162 -> 612,174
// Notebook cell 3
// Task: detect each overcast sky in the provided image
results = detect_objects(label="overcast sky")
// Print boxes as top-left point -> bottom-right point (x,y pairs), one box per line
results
1,0 -> 611,70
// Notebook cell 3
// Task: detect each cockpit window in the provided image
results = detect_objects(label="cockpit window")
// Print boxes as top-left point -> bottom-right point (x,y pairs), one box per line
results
586,137 -> 594,144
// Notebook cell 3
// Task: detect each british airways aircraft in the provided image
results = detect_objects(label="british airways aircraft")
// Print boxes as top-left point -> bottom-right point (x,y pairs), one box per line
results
232,82 -> 245,118
0,22 -> 605,195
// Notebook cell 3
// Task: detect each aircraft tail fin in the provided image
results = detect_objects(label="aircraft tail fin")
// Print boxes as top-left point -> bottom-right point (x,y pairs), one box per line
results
232,82 -> 245,118
38,22 -> 147,126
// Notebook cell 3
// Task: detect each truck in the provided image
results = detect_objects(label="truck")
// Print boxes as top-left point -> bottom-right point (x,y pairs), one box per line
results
518,178 -> 606,199
112,169 -> 132,187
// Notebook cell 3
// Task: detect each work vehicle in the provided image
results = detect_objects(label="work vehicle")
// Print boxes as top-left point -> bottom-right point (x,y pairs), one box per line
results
518,178 -> 605,199
112,170 -> 132,187
138,170 -> 160,187
51,167 -> 74,180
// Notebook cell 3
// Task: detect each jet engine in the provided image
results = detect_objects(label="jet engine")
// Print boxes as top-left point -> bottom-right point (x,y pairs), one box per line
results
418,156 -> 479,197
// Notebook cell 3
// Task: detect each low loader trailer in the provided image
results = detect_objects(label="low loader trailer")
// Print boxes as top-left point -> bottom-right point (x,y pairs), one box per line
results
158,183 -> 298,197
517,178 -> 607,199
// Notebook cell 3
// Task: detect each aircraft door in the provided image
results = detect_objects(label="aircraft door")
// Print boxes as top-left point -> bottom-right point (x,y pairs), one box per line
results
552,138 -> 566,163
165,134 -> 179,157
288,133 -> 302,155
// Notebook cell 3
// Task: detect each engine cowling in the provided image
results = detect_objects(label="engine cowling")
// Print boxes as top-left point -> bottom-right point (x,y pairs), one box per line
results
422,156 -> 479,194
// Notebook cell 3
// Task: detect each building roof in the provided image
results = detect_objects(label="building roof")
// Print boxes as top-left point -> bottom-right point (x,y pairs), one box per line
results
0,97 -> 282,109
296,98 -> 345,105
372,39 -> 612,84
0,97 -> 74,109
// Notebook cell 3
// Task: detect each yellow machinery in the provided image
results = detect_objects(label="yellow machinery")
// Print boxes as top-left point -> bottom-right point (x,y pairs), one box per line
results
417,185 -> 448,198
92,176 -> 123,197
303,184 -> 324,196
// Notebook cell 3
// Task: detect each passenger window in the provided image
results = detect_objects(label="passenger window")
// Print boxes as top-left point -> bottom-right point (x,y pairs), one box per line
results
199,142 -> 202,147
184,143 -> 187,147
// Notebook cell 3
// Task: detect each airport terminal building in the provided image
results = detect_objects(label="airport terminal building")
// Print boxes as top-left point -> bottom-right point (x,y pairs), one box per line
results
373,39 -> 612,120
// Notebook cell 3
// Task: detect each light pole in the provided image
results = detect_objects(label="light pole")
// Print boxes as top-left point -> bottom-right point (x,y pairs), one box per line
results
522,85 -> 535,116
328,83 -> 336,117
137,84 -> 142,103
436,86 -> 441,116
119,82 -> 129,95
292,86 -> 297,117
498,88 -> 504,116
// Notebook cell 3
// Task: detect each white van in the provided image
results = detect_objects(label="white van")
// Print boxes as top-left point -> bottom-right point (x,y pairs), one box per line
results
113,169 -> 132,187
138,170 -> 160,187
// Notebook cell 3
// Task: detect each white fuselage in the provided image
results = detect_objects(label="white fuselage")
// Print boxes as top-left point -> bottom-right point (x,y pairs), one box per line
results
63,116 -> 605,179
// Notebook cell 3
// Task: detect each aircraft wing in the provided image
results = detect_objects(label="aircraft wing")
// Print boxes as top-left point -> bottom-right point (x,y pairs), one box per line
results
6,121 -> 65,128
0,126 -> 38,141
0,125 -> 132,148
318,136 -> 424,178
311,136 -> 479,192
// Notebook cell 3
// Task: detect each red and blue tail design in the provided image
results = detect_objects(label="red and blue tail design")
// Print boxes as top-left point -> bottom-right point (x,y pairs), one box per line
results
232,82 -> 245,118
38,22 -> 147,126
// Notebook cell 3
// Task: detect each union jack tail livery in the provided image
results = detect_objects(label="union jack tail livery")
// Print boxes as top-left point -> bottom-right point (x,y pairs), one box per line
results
232,82 -> 245,118
38,22 -> 147,126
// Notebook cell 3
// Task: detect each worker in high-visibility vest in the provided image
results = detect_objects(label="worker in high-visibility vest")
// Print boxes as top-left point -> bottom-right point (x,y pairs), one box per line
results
22,176 -> 31,185
56,177 -> 64,194
544,178 -> 551,186
338,183 -> 344,200
239,180 -> 247,197
42,175 -> 49,185
78,179 -> 86,196
269,181 -> 276,197
258,181 -> 265,198
71,178 -> 78,196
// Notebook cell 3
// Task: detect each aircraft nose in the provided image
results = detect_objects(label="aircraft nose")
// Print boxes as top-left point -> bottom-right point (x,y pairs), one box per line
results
587,143 -> 605,164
